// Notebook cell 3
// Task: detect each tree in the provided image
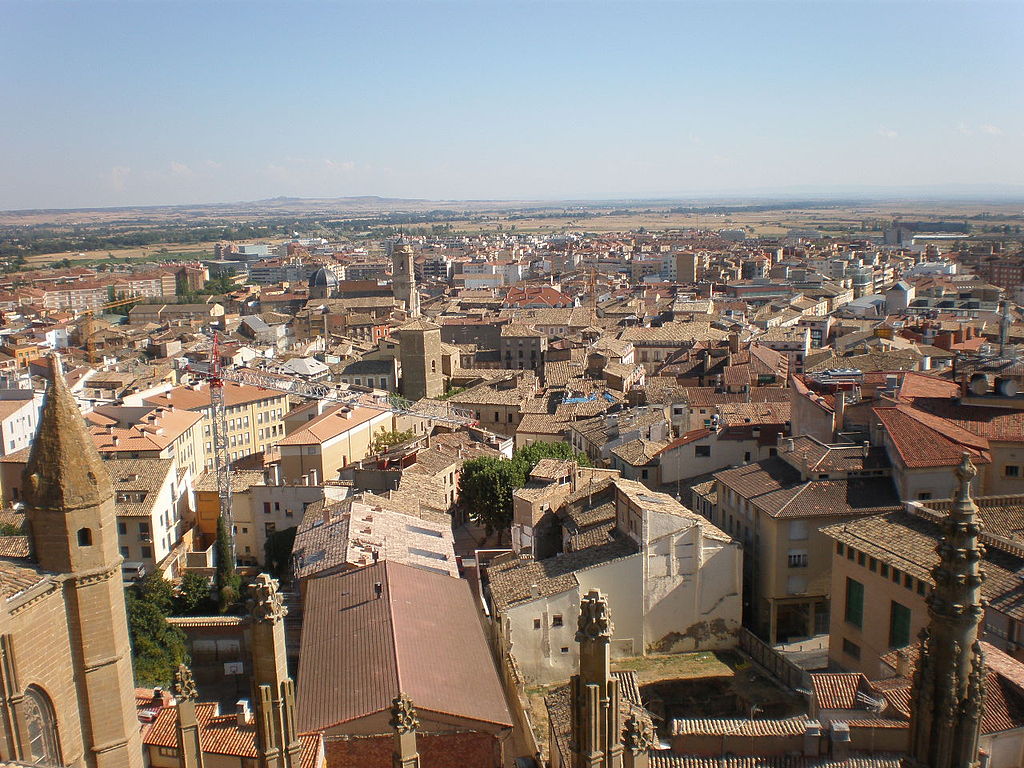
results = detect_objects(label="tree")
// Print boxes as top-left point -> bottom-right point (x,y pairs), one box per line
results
215,515 -> 241,613
264,526 -> 298,578
458,456 -> 524,536
369,429 -> 416,455
175,572 -> 213,615
457,443 -> 590,536
125,571 -> 188,687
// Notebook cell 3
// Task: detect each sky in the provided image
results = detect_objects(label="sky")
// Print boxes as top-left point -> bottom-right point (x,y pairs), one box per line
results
1,0 -> 1022,210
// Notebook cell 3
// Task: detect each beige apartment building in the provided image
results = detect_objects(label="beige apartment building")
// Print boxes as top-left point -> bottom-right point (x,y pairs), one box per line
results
712,437 -> 900,643
822,495 -> 1024,677
88,404 -> 205,478
145,382 -> 289,467
275,403 -> 395,484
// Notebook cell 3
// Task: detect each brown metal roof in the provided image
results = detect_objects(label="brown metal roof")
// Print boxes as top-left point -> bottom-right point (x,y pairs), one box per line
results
296,561 -> 512,733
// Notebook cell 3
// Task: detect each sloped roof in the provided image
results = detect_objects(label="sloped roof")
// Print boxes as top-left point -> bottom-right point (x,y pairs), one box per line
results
296,561 -> 511,732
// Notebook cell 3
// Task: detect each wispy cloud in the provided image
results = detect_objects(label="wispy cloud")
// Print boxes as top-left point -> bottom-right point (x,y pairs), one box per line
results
957,122 -> 1003,136
876,127 -> 898,139
169,161 -> 193,177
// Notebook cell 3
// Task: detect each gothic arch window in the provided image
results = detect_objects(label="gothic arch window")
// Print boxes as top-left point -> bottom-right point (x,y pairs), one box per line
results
23,685 -> 61,766
77,528 -> 92,546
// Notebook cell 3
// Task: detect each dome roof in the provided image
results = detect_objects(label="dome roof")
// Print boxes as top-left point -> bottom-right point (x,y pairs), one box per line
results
310,267 -> 339,288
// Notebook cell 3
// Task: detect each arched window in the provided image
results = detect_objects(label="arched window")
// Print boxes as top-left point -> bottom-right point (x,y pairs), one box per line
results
77,528 -> 92,547
23,686 -> 61,766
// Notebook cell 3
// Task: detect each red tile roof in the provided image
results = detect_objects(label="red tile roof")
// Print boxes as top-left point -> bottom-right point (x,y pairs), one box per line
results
143,703 -> 322,767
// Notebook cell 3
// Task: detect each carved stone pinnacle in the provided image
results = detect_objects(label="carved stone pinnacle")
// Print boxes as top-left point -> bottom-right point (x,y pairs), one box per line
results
390,693 -> 419,734
576,589 -> 614,642
172,664 -> 198,702
248,573 -> 287,623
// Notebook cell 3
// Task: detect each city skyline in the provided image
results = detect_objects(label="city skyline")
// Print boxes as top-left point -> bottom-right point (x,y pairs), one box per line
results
2,0 -> 1022,210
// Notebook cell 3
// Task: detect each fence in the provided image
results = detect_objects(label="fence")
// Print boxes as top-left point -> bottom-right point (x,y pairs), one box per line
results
737,627 -> 810,691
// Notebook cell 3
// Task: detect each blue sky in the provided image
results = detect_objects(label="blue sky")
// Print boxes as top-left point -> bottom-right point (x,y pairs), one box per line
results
1,0 -> 1021,209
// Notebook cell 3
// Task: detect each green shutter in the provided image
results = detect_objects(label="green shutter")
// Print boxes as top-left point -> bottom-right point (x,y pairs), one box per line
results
890,601 -> 911,648
845,578 -> 864,628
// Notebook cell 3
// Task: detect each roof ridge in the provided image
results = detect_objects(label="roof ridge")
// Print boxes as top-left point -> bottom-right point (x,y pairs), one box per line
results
384,561 -> 403,705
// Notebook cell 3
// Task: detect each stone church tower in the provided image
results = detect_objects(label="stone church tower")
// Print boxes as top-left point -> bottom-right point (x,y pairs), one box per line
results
22,356 -> 143,767
908,453 -> 986,768
248,574 -> 301,768
398,318 -> 444,401
391,238 -> 420,318
570,590 -> 623,768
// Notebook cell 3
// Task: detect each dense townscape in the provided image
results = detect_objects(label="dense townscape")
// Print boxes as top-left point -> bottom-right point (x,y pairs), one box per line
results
0,216 -> 1022,768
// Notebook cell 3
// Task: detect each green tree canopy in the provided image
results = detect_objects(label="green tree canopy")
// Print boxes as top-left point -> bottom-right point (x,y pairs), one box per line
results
457,442 -> 590,536
125,571 -> 188,687
174,572 -> 214,616
215,515 -> 241,613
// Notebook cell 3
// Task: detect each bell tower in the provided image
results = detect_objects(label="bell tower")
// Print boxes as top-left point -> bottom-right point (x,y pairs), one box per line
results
391,238 -> 420,318
908,453 -> 987,768
22,355 -> 143,767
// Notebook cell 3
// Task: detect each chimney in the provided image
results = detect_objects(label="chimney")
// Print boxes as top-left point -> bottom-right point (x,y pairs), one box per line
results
309,468 -> 319,486
783,437 -> 795,453
235,699 -> 252,726
803,720 -> 822,758
920,355 -> 931,371
152,687 -> 164,704
530,583 -> 541,598
728,332 -> 740,355
830,722 -> 850,761
374,582 -> 383,599
862,440 -> 870,458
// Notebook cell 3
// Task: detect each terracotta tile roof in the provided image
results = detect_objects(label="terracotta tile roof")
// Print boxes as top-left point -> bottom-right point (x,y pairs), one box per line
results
672,715 -> 810,736
875,642 -> 1024,735
0,558 -> 47,599
822,509 -> 1024,619
649,752 -> 905,767
292,496 -> 456,580
144,381 -> 285,410
810,672 -> 874,710
611,438 -> 668,467
0,536 -> 28,558
715,458 -> 900,520
875,406 -> 989,468
679,386 -> 789,409
487,537 -> 638,611
276,404 -> 383,446
143,703 -> 322,767
656,428 -> 712,456
296,561 -> 512,733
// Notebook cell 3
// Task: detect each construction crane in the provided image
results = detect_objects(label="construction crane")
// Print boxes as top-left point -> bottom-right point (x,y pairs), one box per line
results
183,333 -> 478,566
206,332 -> 235,564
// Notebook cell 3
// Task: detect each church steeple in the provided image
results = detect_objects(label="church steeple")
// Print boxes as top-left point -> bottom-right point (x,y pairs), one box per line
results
909,453 -> 986,768
24,355 -> 116,572
21,354 -> 143,767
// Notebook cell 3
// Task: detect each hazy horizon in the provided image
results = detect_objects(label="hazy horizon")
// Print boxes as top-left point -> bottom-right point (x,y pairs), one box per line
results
3,1 -> 1021,211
